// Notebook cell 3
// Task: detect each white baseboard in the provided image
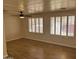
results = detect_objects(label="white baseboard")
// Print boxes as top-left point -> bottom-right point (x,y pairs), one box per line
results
6,36 -> 76,48
3,54 -> 8,58
6,36 -> 23,42
24,37 -> 76,48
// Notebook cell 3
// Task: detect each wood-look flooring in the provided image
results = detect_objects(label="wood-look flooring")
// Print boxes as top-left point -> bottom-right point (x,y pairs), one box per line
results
7,38 -> 76,59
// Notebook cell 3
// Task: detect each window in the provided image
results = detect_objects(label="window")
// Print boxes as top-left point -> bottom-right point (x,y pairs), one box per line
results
36,18 -> 39,32
68,16 -> 75,36
39,18 -> 43,33
61,16 -> 67,36
27,0 -> 43,13
32,18 -> 35,32
50,17 -> 55,34
56,17 -> 61,35
28,17 -> 43,33
50,16 -> 75,37
28,18 -> 32,32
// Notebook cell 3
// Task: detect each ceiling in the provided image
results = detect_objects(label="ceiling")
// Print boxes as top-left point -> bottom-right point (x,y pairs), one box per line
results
3,0 -> 76,15
3,0 -> 19,14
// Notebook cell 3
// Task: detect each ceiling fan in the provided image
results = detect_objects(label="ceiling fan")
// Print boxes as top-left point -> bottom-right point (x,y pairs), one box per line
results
17,10 -> 31,18
12,0 -> 31,18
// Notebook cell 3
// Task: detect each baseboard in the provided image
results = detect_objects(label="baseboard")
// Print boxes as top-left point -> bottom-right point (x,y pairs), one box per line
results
6,37 -> 76,48
3,54 -> 8,58
6,36 -> 23,42
24,37 -> 76,48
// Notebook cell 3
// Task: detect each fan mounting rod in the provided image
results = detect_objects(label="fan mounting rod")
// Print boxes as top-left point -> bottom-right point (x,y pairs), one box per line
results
18,0 -> 24,11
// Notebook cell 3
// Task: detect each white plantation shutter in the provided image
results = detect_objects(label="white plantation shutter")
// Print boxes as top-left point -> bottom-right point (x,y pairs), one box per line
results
61,16 -> 67,36
56,17 -> 61,35
39,18 -> 43,33
28,17 -> 43,33
50,17 -> 55,34
68,16 -> 75,36
36,18 -> 39,33
50,16 -> 75,37
28,18 -> 32,32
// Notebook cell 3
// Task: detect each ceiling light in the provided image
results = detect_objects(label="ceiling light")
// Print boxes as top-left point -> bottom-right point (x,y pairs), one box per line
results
19,13 -> 24,18
19,16 -> 24,18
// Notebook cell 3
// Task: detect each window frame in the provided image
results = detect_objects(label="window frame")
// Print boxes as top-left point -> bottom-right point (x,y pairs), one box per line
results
50,15 -> 75,37
28,17 -> 44,34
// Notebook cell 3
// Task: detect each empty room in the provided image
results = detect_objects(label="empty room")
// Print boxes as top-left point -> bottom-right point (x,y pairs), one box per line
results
3,0 -> 76,59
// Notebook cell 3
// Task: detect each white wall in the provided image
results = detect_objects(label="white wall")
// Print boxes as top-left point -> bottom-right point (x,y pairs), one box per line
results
4,13 -> 23,41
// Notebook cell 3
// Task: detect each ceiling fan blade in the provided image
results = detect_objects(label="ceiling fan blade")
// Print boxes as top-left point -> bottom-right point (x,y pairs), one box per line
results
24,15 -> 32,17
11,14 -> 19,16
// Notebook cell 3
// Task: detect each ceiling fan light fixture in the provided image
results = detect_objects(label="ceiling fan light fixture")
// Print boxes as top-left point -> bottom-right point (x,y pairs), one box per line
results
19,16 -> 24,18
19,12 -> 24,18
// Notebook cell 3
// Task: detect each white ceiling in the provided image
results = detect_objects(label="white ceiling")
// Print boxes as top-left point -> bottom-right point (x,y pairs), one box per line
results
3,0 -> 76,15
3,0 -> 21,14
